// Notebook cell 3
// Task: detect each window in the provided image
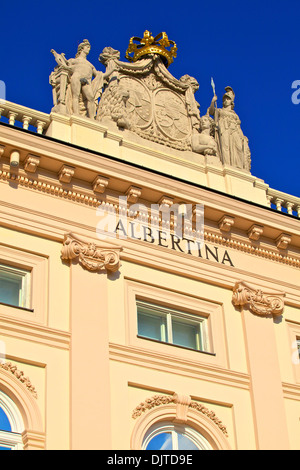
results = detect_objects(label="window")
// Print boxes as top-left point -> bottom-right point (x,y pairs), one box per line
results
0,264 -> 31,309
0,392 -> 24,450
143,423 -> 212,450
137,301 -> 209,352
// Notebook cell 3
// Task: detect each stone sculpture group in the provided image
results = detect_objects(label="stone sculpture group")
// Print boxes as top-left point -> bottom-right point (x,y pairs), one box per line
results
50,35 -> 251,171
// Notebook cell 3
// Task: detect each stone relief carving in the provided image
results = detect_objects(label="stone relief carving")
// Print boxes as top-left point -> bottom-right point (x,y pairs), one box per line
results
61,233 -> 122,272
232,280 -> 285,317
208,87 -> 251,171
0,362 -> 38,398
191,113 -> 218,156
49,33 -> 252,171
132,393 -> 228,436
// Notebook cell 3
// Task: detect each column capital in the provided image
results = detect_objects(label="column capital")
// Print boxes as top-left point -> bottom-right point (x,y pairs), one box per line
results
232,280 -> 285,317
61,232 -> 122,273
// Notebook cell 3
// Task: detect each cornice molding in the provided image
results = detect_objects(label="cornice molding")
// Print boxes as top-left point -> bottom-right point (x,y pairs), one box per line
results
204,230 -> 300,269
109,343 -> 250,390
232,280 -> 285,317
61,233 -> 123,272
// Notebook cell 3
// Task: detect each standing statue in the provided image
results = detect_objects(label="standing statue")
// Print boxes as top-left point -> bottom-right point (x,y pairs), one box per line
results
50,40 -> 117,118
208,86 -> 251,170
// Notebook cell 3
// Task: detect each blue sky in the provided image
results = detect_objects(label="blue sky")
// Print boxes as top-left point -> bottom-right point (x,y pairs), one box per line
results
1,0 -> 300,198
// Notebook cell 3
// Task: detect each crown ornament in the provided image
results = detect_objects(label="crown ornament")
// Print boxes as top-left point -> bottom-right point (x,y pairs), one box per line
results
126,30 -> 177,67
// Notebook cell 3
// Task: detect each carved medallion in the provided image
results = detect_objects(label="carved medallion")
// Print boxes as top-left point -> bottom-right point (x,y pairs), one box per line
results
119,76 -> 152,128
154,89 -> 191,141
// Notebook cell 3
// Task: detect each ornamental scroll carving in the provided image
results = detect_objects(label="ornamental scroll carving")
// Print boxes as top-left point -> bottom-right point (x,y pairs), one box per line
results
0,362 -> 38,398
132,393 -> 228,437
232,280 -> 285,317
61,233 -> 122,272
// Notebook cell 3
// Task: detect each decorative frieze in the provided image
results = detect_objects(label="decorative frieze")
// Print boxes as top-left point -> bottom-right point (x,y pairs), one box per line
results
232,280 -> 285,317
61,233 -> 122,273
0,362 -> 38,398
132,393 -> 228,436
0,166 -> 299,268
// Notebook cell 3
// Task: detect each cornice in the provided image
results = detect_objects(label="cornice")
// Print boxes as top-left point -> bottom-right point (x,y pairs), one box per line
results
0,168 -> 299,270
282,382 -> 300,400
0,315 -> 71,350
109,343 -> 250,390
1,122 -> 298,219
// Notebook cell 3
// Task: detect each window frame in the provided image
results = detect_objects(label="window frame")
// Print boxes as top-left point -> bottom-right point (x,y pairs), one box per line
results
137,300 -> 210,353
0,391 -> 24,450
0,430 -> 23,450
0,244 -> 48,324
125,279 -> 228,368
0,263 -> 31,309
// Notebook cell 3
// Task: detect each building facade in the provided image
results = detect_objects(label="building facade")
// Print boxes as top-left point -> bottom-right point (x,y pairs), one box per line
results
0,33 -> 300,450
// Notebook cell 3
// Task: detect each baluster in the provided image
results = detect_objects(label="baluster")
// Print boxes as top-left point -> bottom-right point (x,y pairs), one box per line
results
8,111 -> 18,126
275,198 -> 284,212
22,116 -> 32,130
286,202 -> 294,216
36,120 -> 46,134
266,195 -> 273,208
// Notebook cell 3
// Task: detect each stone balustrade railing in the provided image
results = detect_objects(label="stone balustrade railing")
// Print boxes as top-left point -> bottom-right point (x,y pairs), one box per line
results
0,101 -> 50,134
267,188 -> 300,218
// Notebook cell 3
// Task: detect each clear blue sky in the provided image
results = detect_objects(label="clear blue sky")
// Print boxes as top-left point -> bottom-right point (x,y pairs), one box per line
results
1,0 -> 300,198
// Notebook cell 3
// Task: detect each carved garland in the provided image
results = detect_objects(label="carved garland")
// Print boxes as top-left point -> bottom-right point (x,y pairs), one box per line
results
132,394 -> 228,437
0,362 -> 38,398
232,280 -> 285,317
61,233 -> 122,272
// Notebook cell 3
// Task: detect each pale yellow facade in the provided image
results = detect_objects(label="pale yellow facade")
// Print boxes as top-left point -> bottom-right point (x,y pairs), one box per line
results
0,92 -> 300,451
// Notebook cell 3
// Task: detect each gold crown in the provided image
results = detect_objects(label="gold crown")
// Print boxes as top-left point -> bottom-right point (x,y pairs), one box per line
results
126,30 -> 177,67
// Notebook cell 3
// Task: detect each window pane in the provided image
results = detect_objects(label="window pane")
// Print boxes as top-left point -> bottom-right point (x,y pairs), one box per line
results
177,433 -> 199,450
0,277 -> 22,307
146,432 -> 173,450
0,407 -> 11,432
172,319 -> 199,350
138,311 -> 167,342
0,446 -> 11,450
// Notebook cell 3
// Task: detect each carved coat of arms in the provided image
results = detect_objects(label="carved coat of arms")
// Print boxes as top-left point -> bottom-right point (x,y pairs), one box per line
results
49,31 -> 251,169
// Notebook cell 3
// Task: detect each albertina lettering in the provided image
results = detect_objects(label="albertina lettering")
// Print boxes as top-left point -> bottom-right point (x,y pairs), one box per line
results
114,221 -> 234,267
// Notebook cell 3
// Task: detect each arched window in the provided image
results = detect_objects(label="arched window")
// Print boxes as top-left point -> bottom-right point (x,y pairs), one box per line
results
143,422 -> 213,450
0,391 -> 24,450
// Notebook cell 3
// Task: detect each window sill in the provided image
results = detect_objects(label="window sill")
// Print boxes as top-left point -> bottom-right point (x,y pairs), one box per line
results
0,302 -> 34,313
137,335 -> 216,356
